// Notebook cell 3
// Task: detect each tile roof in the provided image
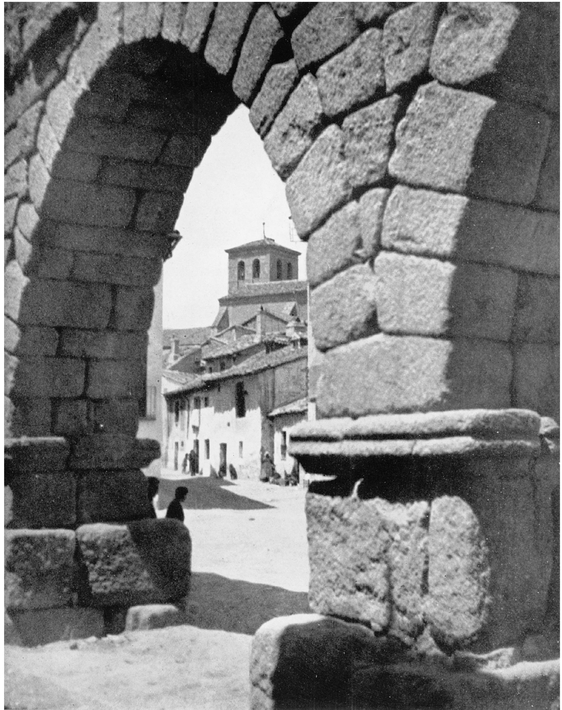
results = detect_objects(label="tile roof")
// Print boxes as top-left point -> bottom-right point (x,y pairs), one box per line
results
165,345 -> 307,397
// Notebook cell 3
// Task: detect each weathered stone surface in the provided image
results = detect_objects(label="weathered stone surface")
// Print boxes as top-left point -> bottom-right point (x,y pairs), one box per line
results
8,471 -> 76,529
249,60 -> 299,138
52,399 -> 89,437
263,75 -> 324,179
180,2 -> 215,53
315,334 -> 512,418
70,435 -> 159,470
383,3 -> 441,92
291,4 -> 360,71
430,3 -> 559,114
513,344 -> 559,420
113,286 -> 155,331
76,469 -> 154,524
7,355 -> 86,399
534,120 -> 559,212
389,82 -> 551,207
512,274 -> 559,344
251,614 -> 377,709
374,251 -> 518,341
317,28 -> 384,118
125,604 -> 185,631
233,4 -> 284,104
76,520 -> 191,606
5,436 -> 69,473
286,125 -> 352,239
204,3 -> 253,75
311,264 -> 378,351
381,185 -> 560,277
343,95 -> 402,189
358,187 -> 389,258
17,278 -> 112,329
6,607 -> 104,647
306,203 -> 361,288
425,496 -> 490,650
59,330 -> 147,360
135,191 -> 184,233
5,529 -> 75,610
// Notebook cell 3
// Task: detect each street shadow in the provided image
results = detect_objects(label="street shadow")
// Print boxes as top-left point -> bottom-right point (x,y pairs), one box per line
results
156,477 -> 273,512
183,572 -> 310,636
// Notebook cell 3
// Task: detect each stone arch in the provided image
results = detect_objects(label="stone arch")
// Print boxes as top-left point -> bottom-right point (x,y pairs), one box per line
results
4,1 -> 559,651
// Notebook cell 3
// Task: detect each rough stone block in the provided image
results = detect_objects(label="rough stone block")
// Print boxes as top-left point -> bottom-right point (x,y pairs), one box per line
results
381,185 -> 559,277
306,203 -> 361,288
52,149 -> 101,182
5,436 -> 69,473
389,82 -> 551,207
249,60 -> 299,138
91,399 -> 140,437
204,3 -> 253,75
374,252 -> 518,341
286,125 -> 352,239
161,2 -> 186,43
512,274 -> 559,343
430,3 -> 559,114
52,399 -> 89,437
59,330 -> 147,360
6,607 -> 104,647
135,191 -> 184,233
7,355 -> 86,399
311,264 -> 379,351
86,361 -> 145,400
316,28 -> 384,118
358,187 -> 389,258
113,286 -> 155,331
65,118 -> 167,162
40,178 -> 136,228
72,252 -> 162,287
315,334 -> 512,418
513,344 -> 559,420
8,471 -> 76,529
534,120 -> 559,212
291,4 -> 360,71
76,519 -> 191,606
232,4 -> 285,104
263,75 -> 324,179
383,3 -> 441,93
76,469 -> 154,524
5,529 -> 75,610
4,396 -> 51,439
160,133 -> 211,168
125,604 -> 185,631
180,2 -> 216,53
17,278 -> 112,329
343,95 -> 402,189
250,614 -> 377,709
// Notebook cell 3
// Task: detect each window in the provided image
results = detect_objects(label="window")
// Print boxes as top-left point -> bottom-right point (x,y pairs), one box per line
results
174,400 -> 180,425
239,441 -> 243,458
252,258 -> 260,279
205,439 -> 210,459
276,259 -> 282,280
237,260 -> 245,281
281,431 -> 287,460
287,262 -> 293,280
235,381 -> 246,418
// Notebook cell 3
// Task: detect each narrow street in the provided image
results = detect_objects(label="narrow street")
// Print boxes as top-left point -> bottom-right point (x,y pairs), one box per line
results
5,478 -> 311,710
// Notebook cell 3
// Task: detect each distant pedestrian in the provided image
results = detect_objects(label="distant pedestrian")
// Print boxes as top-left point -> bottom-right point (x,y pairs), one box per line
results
147,477 -> 160,518
166,486 -> 188,522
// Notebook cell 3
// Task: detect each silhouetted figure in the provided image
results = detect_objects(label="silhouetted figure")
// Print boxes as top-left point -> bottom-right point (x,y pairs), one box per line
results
147,477 -> 160,518
166,486 -> 188,522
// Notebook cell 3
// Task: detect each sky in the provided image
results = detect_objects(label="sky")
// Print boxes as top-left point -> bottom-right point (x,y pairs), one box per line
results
163,105 -> 307,330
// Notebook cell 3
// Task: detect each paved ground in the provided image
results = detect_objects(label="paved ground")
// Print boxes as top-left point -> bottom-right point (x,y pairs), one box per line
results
5,477 -> 311,710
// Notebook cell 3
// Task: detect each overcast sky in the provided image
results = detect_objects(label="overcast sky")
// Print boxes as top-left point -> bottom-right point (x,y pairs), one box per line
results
163,105 -> 307,330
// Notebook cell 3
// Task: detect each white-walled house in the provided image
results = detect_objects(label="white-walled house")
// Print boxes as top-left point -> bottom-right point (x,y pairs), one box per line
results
164,345 -> 307,479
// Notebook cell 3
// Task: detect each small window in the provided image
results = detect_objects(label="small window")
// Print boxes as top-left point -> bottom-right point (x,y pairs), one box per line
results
287,262 -> 293,280
204,397 -> 209,407
276,259 -> 282,280
237,261 -> 245,281
281,431 -> 287,460
252,258 -> 260,279
205,439 -> 210,459
235,381 -> 246,418
239,441 -> 244,458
